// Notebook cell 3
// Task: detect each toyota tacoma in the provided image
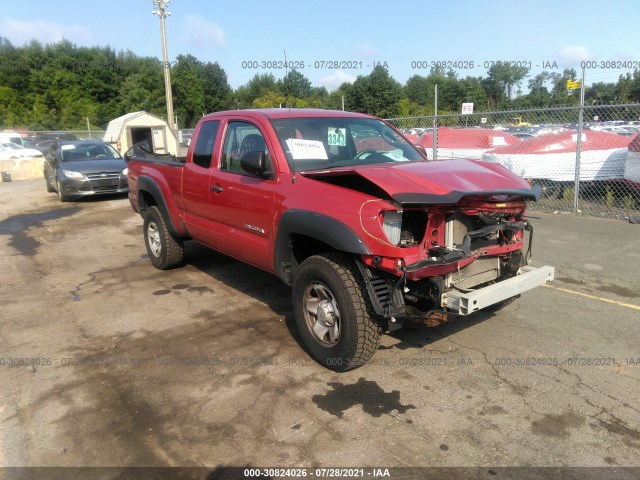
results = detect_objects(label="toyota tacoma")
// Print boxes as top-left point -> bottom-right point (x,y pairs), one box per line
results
127,109 -> 554,371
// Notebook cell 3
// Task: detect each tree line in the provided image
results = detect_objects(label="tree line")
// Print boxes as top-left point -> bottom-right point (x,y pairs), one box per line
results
1,38 -> 639,130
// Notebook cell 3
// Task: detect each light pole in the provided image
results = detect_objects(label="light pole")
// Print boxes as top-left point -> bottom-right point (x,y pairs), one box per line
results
152,0 -> 175,130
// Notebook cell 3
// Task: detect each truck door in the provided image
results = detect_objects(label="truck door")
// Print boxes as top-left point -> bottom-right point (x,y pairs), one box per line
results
208,119 -> 278,271
182,120 -> 221,241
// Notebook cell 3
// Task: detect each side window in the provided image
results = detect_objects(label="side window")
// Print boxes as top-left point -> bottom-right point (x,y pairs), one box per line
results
47,144 -> 58,162
192,120 -> 220,169
221,121 -> 271,176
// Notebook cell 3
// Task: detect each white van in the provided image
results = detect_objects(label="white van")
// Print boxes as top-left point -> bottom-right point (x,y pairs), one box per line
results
0,132 -> 23,146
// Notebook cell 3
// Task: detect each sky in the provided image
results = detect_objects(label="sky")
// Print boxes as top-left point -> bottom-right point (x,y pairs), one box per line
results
1,0 -> 639,91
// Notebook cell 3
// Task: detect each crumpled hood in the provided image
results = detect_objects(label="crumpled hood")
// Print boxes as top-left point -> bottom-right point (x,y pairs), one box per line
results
305,159 -> 539,204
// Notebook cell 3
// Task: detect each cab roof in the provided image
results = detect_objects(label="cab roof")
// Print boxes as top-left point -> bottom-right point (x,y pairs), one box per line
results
202,108 -> 375,121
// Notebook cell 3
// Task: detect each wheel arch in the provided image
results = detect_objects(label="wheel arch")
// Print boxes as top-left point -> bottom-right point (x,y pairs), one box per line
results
274,210 -> 371,286
136,175 -> 183,238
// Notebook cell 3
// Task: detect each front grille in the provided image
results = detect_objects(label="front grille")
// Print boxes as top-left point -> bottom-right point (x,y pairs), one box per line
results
86,172 -> 121,192
86,172 -> 120,180
92,185 -> 120,192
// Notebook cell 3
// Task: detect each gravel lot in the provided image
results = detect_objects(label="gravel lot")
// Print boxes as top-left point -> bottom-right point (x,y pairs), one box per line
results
1,179 -> 639,476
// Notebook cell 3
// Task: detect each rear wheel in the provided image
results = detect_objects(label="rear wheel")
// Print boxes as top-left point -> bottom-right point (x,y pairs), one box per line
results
292,253 -> 381,371
143,206 -> 184,270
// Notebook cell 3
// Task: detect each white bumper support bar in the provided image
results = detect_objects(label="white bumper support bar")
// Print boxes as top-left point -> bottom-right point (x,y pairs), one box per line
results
443,265 -> 555,316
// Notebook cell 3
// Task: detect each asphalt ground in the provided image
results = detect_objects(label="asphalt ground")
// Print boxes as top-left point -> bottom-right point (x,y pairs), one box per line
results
1,179 -> 639,477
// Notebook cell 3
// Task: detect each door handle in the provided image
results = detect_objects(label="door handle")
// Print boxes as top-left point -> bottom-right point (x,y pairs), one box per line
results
210,185 -> 224,193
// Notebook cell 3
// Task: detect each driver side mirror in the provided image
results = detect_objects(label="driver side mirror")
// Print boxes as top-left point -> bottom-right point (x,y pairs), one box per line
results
241,151 -> 272,178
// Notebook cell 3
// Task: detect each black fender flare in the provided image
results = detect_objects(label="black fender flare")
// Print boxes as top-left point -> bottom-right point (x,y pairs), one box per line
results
274,209 -> 371,284
136,175 -> 182,238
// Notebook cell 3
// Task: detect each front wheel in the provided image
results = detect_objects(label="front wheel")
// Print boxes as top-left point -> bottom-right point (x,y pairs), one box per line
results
292,253 -> 381,371
143,206 -> 184,269
56,180 -> 69,202
45,173 -> 54,192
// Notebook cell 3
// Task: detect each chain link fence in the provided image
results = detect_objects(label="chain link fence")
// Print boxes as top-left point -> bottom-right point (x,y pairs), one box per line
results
387,104 -> 640,219
6,107 -> 640,218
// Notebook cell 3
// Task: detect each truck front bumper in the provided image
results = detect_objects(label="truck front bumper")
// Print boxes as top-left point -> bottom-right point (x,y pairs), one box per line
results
442,265 -> 555,315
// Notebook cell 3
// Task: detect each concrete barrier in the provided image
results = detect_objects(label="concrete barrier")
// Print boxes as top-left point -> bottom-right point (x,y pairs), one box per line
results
0,158 -> 45,181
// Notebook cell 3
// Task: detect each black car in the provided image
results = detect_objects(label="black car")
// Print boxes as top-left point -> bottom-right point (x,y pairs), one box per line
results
34,133 -> 77,155
44,140 -> 129,202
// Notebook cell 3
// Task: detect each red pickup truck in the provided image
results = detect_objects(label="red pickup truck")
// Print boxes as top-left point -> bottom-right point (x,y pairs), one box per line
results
127,109 -> 554,371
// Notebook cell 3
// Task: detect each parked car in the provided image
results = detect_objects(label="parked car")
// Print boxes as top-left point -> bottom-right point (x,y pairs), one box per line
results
33,133 -> 78,155
43,140 -> 129,202
0,142 -> 44,160
0,132 -> 24,146
591,125 -> 637,136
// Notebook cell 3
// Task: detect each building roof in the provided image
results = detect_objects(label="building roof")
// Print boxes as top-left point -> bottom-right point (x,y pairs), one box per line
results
102,111 -> 169,143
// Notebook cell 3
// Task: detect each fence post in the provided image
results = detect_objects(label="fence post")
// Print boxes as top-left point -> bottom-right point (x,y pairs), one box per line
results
573,67 -> 586,213
433,84 -> 438,161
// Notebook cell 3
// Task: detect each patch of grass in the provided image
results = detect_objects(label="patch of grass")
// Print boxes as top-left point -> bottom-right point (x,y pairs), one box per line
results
605,187 -> 615,208
622,194 -> 635,210
563,187 -> 575,203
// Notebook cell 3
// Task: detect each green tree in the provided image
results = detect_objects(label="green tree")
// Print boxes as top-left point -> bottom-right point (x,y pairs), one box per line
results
280,69 -> 312,99
550,69 -> 579,106
483,63 -> 530,107
324,82 -> 353,111
172,54 -> 209,127
405,75 -> 431,106
346,65 -> 402,117
202,61 -> 232,113
458,76 -> 488,110
252,90 -> 285,108
527,71 -> 552,107
234,73 -> 280,109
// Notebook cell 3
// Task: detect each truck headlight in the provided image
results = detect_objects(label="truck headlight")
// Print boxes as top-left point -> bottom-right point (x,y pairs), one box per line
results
382,210 -> 402,246
62,170 -> 85,179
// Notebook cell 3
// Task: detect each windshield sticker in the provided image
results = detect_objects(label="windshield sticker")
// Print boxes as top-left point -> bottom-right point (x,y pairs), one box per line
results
286,139 -> 328,160
328,128 -> 346,147
61,145 -> 76,150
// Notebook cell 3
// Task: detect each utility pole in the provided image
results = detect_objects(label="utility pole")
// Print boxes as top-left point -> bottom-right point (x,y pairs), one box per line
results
152,0 -> 175,130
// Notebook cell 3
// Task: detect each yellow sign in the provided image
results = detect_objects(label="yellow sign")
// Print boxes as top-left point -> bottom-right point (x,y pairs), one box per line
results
566,80 -> 581,90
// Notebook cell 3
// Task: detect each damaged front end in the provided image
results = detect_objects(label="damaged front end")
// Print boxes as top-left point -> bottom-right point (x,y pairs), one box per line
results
357,195 -> 554,329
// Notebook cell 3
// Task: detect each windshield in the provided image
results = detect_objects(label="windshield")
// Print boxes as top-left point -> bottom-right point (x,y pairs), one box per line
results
61,142 -> 122,162
1,142 -> 22,150
271,117 -> 423,172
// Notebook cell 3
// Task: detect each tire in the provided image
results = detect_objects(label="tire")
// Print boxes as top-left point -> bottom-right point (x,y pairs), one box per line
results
45,174 -> 54,192
292,253 -> 381,372
56,180 -> 69,202
143,206 -> 184,270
